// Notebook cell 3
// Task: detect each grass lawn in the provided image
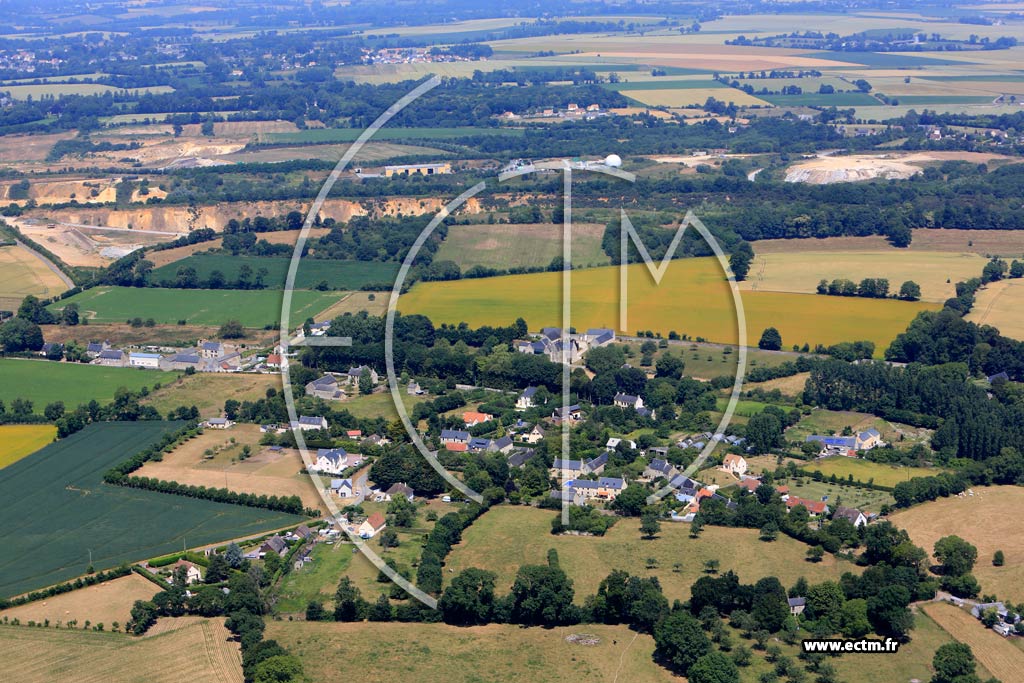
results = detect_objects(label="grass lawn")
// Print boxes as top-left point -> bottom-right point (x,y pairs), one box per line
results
269,621 -> 671,683
444,506 -> 858,602
889,486 -> 1024,601
335,390 -> 424,422
0,618 -> 242,683
742,250 -> 987,303
804,456 -> 944,489
622,340 -> 803,382
273,541 -> 354,614
787,409 -> 883,442
48,286 -> 339,327
400,258 -> 938,354
434,223 -> 610,271
0,359 -> 170,413
0,424 -> 56,468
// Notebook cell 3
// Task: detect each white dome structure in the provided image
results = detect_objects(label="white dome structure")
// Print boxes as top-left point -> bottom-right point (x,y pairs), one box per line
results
604,153 -> 622,168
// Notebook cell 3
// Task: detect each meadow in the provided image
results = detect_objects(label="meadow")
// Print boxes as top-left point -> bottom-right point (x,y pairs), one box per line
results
434,223 -> 609,271
0,83 -> 173,99
141,373 -> 282,419
0,244 -> 69,312
0,359 -> 169,412
770,474 -> 895,512
968,278 -> 1024,341
803,456 -> 943,489
0,618 -> 242,683
269,621 -> 670,683
443,506 -> 857,601
0,421 -> 303,597
751,228 -> 1024,256
923,603 -> 1022,683
742,250 -> 987,303
399,258 -> 938,354
889,486 -> 1024,601
48,286 -> 339,327
150,254 -> 400,290
621,86 -> 770,107
0,424 -> 55,468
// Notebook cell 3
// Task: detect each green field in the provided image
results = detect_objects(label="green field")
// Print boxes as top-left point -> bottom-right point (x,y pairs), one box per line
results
435,223 -> 610,271
48,286 -> 339,327
0,421 -> 303,597
399,258 -> 938,354
0,359 -> 169,412
804,456 -> 944,489
444,506 -> 858,601
150,255 -> 400,291
771,474 -> 895,512
0,424 -> 55,468
760,92 -> 881,106
262,126 -> 523,144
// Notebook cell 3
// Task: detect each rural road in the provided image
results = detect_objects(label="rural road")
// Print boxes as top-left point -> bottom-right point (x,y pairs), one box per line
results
51,221 -> 187,237
15,239 -> 74,289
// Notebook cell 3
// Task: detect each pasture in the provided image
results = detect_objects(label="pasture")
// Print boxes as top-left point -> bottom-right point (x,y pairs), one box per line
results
0,359 -> 167,413
150,254 -> 400,291
752,227 -> 1024,256
803,456 -> 943,489
47,286 -> 339,327
0,243 -> 69,311
0,424 -> 56,469
0,618 -> 242,683
968,278 -> 1024,341
629,340 -> 802,382
889,486 -> 1024,601
923,603 -> 1021,683
771,473 -> 895,512
399,258 -> 938,354
0,572 -> 158,625
0,83 -> 173,99
269,621 -> 670,683
434,223 -> 609,271
621,86 -> 770,107
444,506 -> 857,601
0,421 -> 303,597
742,251 -> 986,303
142,373 -> 282,419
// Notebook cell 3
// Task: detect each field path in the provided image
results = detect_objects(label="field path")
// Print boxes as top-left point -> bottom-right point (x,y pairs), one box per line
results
14,239 -> 73,288
923,602 -> 1024,682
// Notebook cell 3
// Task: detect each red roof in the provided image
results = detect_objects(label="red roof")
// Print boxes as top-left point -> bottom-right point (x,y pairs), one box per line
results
366,512 -> 386,530
347,429 -> 362,438
266,354 -> 281,366
787,496 -> 828,514
776,485 -> 790,494
445,442 -> 468,452
738,478 -> 761,492
462,411 -> 493,425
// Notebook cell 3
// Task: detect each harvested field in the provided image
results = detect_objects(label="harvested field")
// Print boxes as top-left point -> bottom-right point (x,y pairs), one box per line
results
923,602 -> 1023,683
314,291 -> 388,319
40,321 -> 275,348
444,506 -> 857,601
0,243 -> 69,311
435,222 -> 609,270
889,486 -> 1024,600
621,86 -> 770,107
0,618 -> 242,683
136,424 -> 325,513
142,373 -> 283,418
753,228 -> 1024,256
219,142 -> 447,165
744,371 -> 810,397
0,425 -> 56,469
271,621 -> 671,683
0,573 -> 159,626
968,278 -> 1024,341
741,250 -> 987,302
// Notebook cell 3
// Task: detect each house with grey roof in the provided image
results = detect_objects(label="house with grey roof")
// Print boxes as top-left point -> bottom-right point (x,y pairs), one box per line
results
313,447 -> 358,475
507,447 -> 538,468
291,415 -> 328,431
162,351 -> 202,371
345,365 -> 379,387
306,374 -> 344,400
584,452 -> 608,475
551,458 -> 584,479
440,429 -> 470,445
644,458 -> 678,480
516,386 -> 539,411
94,348 -> 127,367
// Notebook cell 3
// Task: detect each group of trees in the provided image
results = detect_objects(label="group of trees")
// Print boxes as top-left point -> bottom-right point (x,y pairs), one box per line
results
815,277 -> 921,301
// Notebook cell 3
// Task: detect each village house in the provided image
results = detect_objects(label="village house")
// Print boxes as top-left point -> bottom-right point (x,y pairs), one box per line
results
129,352 -> 162,369
291,415 -> 329,432
522,424 -> 546,444
407,380 -> 424,395
613,393 -> 645,411
584,328 -> 615,346
720,454 -> 748,477
330,478 -> 355,497
551,458 -> 584,479
806,428 -> 883,455
506,447 -> 538,468
85,341 -> 110,358
265,353 -> 282,369
161,351 -> 202,372
358,512 -> 387,538
204,417 -> 234,430
345,365 -> 379,387
551,404 -> 583,424
737,477 -> 763,494
788,597 -> 806,616
383,482 -> 415,502
567,476 -> 627,504
308,321 -> 332,337
94,348 -> 127,367
306,374 -> 344,400
584,452 -> 609,475
440,429 -> 471,447
644,458 -> 678,481
259,535 -> 289,558
312,447 -> 361,475
462,411 -> 493,427
786,496 -> 830,517
831,505 -> 868,527
169,559 -> 203,585
516,386 -> 539,411
606,437 -> 637,451
199,340 -> 228,360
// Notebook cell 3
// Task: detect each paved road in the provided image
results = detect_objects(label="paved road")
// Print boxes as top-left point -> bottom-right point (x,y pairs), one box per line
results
15,239 -> 74,289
